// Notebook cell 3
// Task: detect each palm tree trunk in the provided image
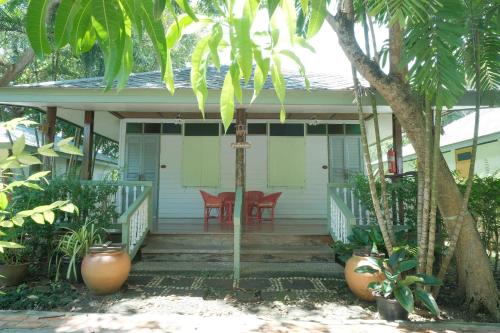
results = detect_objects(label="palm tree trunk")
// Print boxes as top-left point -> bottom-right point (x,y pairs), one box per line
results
352,66 -> 393,256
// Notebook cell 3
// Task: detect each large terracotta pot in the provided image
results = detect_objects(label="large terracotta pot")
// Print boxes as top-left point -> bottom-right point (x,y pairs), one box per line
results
0,263 -> 28,287
81,243 -> 131,295
344,252 -> 384,301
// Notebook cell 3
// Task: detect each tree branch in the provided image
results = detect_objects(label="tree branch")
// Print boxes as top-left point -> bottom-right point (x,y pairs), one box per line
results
0,48 -> 35,87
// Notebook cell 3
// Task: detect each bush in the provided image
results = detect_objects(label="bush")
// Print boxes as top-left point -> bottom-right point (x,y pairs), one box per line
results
0,282 -> 77,310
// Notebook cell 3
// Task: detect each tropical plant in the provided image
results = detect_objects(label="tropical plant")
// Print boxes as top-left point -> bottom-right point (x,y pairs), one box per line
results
355,249 -> 442,317
0,118 -> 80,255
52,221 -> 104,281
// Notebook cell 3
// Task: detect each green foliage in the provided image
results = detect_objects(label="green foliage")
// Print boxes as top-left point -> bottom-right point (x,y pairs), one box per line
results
458,175 -> 500,271
356,249 -> 441,316
0,281 -> 77,310
52,222 -> 103,281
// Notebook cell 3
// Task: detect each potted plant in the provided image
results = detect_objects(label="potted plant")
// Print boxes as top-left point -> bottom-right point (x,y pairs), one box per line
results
52,221 -> 104,283
0,235 -> 32,287
355,249 -> 441,321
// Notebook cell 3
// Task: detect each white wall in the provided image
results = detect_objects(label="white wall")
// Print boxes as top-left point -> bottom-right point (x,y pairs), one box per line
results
157,134 -> 329,220
365,113 -> 393,145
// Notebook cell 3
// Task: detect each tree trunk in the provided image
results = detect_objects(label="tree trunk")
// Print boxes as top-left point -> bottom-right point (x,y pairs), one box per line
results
327,11 -> 499,317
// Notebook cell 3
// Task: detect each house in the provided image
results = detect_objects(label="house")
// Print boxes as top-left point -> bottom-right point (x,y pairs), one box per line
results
0,125 -> 118,180
0,66 -> 484,277
402,108 -> 500,178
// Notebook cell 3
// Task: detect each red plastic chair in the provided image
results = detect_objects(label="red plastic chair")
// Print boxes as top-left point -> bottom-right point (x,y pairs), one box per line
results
218,192 -> 236,222
245,191 -> 264,222
256,192 -> 282,223
200,190 -> 224,224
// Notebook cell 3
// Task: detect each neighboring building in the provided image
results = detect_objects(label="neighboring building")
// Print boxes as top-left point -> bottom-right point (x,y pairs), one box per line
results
402,108 -> 500,178
0,125 -> 118,180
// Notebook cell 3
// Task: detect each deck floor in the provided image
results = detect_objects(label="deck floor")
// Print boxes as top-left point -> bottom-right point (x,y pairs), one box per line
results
154,218 -> 329,235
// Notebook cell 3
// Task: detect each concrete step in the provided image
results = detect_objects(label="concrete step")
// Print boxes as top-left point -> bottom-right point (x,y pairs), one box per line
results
132,260 -> 344,277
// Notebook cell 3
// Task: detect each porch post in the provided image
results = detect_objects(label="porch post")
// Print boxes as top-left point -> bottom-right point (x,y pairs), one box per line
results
43,106 -> 57,173
392,114 -> 404,224
80,110 -> 94,180
234,108 -> 246,282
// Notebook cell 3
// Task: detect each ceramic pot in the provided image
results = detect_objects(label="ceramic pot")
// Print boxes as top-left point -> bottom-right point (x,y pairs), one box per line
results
376,297 -> 409,321
61,257 -> 83,283
344,252 -> 384,301
81,243 -> 131,295
0,263 -> 28,286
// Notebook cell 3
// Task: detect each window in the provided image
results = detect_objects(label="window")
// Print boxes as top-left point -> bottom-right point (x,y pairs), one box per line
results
328,124 -> 344,135
329,136 -> 363,183
248,123 -> 267,135
126,123 -> 143,133
307,124 -> 327,135
144,123 -> 161,133
184,123 -> 219,136
220,123 -> 236,135
182,137 -> 220,187
162,123 -> 182,134
268,137 -> 305,187
269,123 -> 304,136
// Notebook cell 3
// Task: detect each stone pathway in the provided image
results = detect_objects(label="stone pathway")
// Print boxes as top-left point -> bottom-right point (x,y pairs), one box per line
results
0,310 -> 499,333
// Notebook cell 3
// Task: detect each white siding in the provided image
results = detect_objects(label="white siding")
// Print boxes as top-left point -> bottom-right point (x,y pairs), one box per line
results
157,134 -> 329,220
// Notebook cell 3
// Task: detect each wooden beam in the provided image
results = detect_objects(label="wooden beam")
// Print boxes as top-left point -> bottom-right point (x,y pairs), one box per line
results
80,110 -> 94,180
234,108 -> 246,282
42,106 -> 57,173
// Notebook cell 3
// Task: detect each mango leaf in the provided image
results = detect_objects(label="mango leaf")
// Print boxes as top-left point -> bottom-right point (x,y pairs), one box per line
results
220,70 -> 235,132
12,135 -> 25,156
165,50 -> 175,94
280,106 -> 286,123
117,33 -> 134,89
141,0 -> 168,83
233,15 -> 253,83
174,0 -> 198,21
279,49 -> 309,89
60,203 -> 77,213
0,149 -> 9,162
208,23 -> 223,69
26,0 -> 52,58
17,153 -> 42,166
267,0 -> 280,19
191,36 -> 211,115
70,0 -> 94,55
230,63 -> 242,104
294,36 -> 315,52
0,192 -> 7,210
43,210 -> 55,224
393,285 -> 414,313
307,0 -> 327,38
166,14 -> 194,48
300,0 -> 309,16
54,0 -> 79,48
415,288 -> 440,317
251,48 -> 270,103
31,213 -> 45,224
271,55 -> 285,106
281,0 -> 297,43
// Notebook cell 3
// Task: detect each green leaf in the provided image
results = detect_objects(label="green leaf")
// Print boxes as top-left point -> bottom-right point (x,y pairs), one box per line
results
166,14 -> 194,48
174,0 -> 198,21
281,0 -> 297,43
165,50 -> 175,94
0,241 -> 23,249
17,153 -> 42,166
208,23 -> 223,69
0,149 -> 9,162
280,106 -> 286,123
43,210 -> 55,224
397,259 -> 417,273
191,36 -> 211,116
307,0 -> 327,38
0,220 -> 13,227
69,0 -> 95,55
279,49 -> 309,89
12,216 -> 24,226
12,135 -> 25,156
220,70 -> 235,132
271,55 -> 285,105
153,0 -> 166,19
233,15 -> 253,83
54,0 -> 79,48
416,274 -> 442,286
267,0 -> 280,19
415,288 -> 440,317
394,285 -> 414,313
230,63 -> 242,104
31,213 -> 45,224
399,275 -> 424,287
58,144 -> 83,156
300,0 -> 309,16
38,144 -> 59,157
0,192 -> 7,210
26,0 -> 52,58
59,203 -> 77,213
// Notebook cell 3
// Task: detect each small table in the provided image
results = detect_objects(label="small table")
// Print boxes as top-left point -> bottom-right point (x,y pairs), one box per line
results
224,199 -> 235,223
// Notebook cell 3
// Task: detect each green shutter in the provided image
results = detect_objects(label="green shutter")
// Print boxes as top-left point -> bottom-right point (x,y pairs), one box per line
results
182,136 -> 220,187
268,137 -> 305,187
